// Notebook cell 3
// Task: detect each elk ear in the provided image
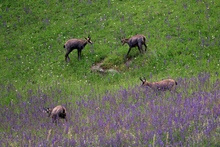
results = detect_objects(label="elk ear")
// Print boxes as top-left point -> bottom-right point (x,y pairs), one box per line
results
140,77 -> 143,82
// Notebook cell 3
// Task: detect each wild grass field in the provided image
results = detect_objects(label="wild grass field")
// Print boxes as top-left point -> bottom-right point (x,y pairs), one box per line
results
0,0 -> 219,146
1,73 -> 220,146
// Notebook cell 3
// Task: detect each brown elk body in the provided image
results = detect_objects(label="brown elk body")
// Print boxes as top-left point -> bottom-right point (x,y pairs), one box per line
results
44,105 -> 67,123
64,36 -> 92,62
121,34 -> 147,57
140,77 -> 177,91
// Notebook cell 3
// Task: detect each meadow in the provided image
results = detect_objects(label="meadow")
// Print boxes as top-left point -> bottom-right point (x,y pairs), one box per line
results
1,73 -> 220,146
0,0 -> 219,146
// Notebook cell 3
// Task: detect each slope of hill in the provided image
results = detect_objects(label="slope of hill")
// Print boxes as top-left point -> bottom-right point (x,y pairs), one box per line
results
1,0 -> 220,146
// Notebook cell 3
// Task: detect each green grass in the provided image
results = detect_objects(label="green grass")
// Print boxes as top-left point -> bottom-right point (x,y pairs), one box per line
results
0,0 -> 219,105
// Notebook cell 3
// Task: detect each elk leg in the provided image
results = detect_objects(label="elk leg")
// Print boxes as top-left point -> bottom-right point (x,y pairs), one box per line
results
78,50 -> 82,60
137,47 -> 141,53
52,115 -> 56,123
126,48 -> 132,57
55,115 -> 59,124
138,43 -> 143,53
143,43 -> 147,52
140,46 -> 144,53
65,50 -> 72,62
65,54 -> 70,62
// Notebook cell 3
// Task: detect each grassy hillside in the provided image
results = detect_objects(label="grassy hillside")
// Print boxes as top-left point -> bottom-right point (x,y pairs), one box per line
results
1,0 -> 220,146
0,0 -> 219,104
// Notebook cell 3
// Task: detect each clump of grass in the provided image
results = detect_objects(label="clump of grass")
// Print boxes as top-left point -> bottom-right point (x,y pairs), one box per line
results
101,55 -> 124,70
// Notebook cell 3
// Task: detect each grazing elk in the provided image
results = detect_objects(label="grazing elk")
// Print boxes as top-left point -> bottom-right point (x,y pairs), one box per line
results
64,35 -> 93,62
43,105 -> 67,123
121,34 -> 147,57
140,77 -> 177,91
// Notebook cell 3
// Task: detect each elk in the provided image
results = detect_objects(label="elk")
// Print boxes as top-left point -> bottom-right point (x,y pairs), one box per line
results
121,34 -> 147,57
140,77 -> 177,91
43,105 -> 67,123
64,35 -> 92,62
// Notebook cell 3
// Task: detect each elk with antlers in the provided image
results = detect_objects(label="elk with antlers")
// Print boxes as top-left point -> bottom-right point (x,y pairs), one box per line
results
140,77 -> 177,91
43,105 -> 67,123
121,34 -> 147,57
64,35 -> 93,62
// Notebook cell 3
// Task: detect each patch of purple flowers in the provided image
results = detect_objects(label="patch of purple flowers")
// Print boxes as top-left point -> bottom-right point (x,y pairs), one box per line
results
0,73 -> 220,146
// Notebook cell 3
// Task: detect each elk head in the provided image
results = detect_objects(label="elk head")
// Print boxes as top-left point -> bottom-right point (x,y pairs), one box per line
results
121,38 -> 128,45
43,107 -> 52,117
140,77 -> 147,85
85,35 -> 93,44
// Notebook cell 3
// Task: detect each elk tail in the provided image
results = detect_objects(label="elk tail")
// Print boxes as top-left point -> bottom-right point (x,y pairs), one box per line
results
143,36 -> 146,42
62,108 -> 66,114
